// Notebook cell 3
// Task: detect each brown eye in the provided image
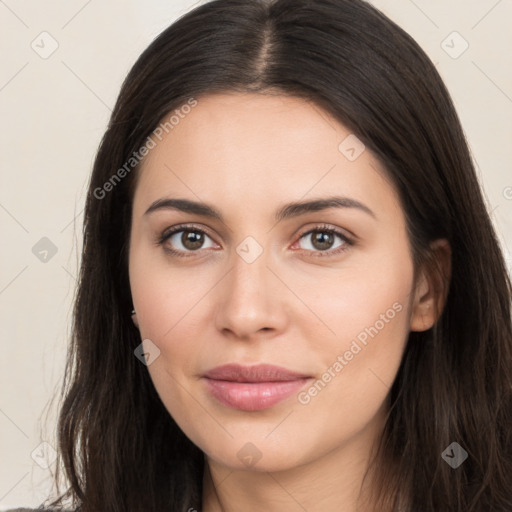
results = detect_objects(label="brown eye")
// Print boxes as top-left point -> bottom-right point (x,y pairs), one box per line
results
311,231 -> 335,250
297,228 -> 351,254
181,231 -> 204,250
163,228 -> 217,253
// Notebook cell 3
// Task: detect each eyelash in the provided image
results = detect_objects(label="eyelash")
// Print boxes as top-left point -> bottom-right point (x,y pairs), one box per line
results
156,223 -> 355,258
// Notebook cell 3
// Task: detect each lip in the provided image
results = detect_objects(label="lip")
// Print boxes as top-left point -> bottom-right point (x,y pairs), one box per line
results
203,364 -> 311,411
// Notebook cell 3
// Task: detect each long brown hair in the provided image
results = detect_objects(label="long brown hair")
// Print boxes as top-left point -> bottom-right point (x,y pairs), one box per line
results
46,0 -> 512,510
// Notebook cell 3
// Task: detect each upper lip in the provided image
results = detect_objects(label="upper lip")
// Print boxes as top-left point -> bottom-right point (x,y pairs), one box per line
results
203,364 -> 309,382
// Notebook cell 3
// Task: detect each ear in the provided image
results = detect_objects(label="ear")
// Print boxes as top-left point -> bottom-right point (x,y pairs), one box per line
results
410,238 -> 451,332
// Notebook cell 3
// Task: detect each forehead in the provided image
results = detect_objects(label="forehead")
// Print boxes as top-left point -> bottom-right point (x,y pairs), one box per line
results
145,92 -> 344,168
133,92 -> 401,220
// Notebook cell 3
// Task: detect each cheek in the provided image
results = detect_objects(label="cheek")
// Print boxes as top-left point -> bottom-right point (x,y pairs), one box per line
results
293,278 -> 412,449
287,248 -> 414,352
128,250 -> 206,397
133,281 -> 209,431
129,245 -> 217,340
290,248 -> 414,419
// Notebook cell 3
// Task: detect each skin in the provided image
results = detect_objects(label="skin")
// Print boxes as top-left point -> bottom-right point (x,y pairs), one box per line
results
128,92 -> 450,512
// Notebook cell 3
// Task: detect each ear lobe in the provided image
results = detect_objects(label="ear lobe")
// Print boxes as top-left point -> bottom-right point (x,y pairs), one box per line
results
409,238 -> 451,332
131,310 -> 139,329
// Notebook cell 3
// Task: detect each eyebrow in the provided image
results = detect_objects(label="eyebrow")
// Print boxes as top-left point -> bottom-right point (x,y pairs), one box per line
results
144,196 -> 376,222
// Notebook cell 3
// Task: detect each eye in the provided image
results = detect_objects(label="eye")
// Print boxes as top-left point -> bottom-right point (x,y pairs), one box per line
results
158,225 -> 218,255
294,225 -> 353,256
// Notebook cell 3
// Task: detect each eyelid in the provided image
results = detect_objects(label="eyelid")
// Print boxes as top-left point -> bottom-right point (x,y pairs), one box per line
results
158,223 -> 217,242
294,223 -> 355,242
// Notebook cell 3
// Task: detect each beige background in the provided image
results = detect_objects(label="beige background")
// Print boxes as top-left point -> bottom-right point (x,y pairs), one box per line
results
1,0 -> 511,508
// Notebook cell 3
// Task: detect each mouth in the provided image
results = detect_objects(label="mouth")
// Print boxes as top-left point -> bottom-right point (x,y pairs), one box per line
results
202,363 -> 311,411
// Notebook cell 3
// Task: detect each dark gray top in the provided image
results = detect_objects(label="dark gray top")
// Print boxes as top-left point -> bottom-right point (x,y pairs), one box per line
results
6,509 -> 75,512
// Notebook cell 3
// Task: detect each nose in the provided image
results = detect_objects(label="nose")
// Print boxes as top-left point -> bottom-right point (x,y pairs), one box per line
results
214,242 -> 289,340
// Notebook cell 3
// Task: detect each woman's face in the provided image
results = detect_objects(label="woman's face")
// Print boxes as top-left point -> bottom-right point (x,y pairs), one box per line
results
129,92 -> 431,473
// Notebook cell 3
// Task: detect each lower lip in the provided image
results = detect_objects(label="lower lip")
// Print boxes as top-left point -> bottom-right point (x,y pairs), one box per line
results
204,378 -> 310,411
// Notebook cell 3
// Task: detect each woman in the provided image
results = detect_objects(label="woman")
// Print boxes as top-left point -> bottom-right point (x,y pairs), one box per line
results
13,0 -> 512,510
